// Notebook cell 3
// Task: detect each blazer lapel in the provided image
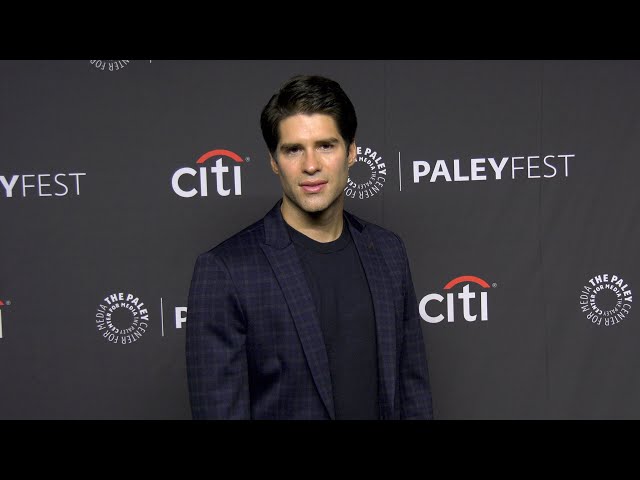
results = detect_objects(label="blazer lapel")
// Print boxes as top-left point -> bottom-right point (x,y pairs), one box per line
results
346,212 -> 397,419
260,201 -> 336,419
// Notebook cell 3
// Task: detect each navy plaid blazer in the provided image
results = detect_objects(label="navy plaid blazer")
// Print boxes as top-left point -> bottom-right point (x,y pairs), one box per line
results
186,200 -> 433,419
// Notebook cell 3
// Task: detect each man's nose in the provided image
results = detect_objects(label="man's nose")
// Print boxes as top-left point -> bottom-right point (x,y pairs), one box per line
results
302,150 -> 321,174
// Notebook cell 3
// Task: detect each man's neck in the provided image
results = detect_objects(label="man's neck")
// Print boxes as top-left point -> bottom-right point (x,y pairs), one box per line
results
280,199 -> 344,243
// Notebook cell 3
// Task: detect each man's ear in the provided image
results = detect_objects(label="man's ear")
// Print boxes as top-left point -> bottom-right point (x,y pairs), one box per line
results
270,153 -> 279,175
348,142 -> 357,168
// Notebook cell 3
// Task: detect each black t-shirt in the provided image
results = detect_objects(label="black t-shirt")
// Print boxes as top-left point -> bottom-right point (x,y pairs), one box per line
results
286,218 -> 379,420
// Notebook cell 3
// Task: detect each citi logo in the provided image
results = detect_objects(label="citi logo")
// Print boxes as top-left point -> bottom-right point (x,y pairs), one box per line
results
419,275 -> 492,324
172,149 -> 244,198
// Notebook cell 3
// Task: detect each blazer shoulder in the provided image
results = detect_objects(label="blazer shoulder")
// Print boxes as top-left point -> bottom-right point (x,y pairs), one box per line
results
197,217 -> 266,264
347,211 -> 407,256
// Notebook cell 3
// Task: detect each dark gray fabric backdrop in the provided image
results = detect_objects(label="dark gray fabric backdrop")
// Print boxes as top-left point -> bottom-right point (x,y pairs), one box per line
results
0,60 -> 637,419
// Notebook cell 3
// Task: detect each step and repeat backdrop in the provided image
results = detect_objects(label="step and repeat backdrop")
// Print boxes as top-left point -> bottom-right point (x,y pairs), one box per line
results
1,60 -> 638,419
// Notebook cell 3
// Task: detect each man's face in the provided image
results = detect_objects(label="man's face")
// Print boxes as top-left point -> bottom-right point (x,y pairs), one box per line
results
270,113 -> 356,221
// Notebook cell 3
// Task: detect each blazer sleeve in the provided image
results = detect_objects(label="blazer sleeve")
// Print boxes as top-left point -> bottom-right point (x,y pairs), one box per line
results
185,252 -> 250,419
397,237 -> 434,419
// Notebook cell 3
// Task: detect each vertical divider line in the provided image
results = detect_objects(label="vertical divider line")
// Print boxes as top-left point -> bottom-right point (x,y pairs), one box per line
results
398,151 -> 402,192
160,297 -> 165,337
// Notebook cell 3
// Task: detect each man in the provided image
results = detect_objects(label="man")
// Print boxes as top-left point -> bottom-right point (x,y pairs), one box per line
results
186,74 -> 432,419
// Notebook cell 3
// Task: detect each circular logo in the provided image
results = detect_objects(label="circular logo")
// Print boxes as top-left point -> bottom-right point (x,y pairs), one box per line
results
89,60 -> 130,72
578,274 -> 633,327
344,146 -> 387,200
95,292 -> 150,344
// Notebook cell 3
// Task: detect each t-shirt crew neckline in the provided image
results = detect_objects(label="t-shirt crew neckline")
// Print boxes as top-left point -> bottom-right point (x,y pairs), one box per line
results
285,217 -> 351,254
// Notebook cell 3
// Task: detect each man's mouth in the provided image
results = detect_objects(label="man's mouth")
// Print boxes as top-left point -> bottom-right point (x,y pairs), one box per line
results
300,181 -> 327,193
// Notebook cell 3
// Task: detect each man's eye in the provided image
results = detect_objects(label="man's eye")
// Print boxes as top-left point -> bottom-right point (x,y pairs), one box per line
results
286,147 -> 301,155
319,144 -> 333,151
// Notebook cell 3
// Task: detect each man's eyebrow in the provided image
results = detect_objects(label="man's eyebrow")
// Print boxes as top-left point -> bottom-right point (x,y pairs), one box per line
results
279,143 -> 302,151
316,137 -> 341,145
279,138 -> 341,150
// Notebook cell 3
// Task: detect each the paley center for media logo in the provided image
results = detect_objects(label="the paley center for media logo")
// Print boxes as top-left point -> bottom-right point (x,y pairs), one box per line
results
579,273 -> 632,327
419,275 -> 494,324
172,149 -> 245,197
89,60 -> 131,71
95,292 -> 150,344
345,146 -> 387,200
88,60 -> 152,72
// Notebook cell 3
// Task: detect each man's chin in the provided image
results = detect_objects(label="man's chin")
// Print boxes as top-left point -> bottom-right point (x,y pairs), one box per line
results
300,203 -> 329,215
283,192 -> 342,217
296,197 -> 332,215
